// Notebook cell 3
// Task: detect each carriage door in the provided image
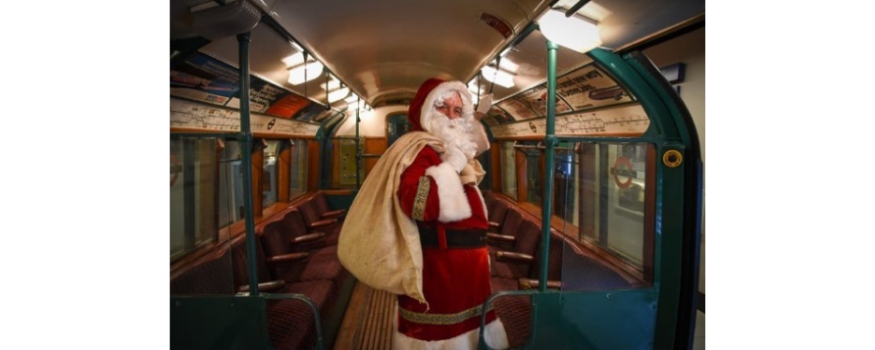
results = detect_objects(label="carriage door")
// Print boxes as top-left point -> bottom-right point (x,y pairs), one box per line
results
387,113 -> 410,147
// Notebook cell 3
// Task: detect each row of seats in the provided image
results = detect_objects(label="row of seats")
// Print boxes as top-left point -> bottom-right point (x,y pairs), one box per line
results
171,192 -> 350,350
482,190 -> 636,292
481,190 -> 636,348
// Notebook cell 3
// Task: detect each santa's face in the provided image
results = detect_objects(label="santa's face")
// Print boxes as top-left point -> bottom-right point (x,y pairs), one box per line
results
427,92 -> 478,161
435,92 -> 463,120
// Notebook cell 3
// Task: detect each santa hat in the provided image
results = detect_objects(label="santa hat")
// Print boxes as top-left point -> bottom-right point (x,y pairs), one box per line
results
407,78 -> 473,133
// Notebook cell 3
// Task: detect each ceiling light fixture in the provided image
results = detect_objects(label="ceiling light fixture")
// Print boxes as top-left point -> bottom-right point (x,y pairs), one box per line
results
481,65 -> 515,88
327,87 -> 350,103
287,61 -> 324,85
537,9 -> 602,54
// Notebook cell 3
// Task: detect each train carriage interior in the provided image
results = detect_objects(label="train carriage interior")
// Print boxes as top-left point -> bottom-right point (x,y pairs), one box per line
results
32,0 -> 854,349
12,1 -> 875,349
163,1 -> 708,348
167,0 -> 709,349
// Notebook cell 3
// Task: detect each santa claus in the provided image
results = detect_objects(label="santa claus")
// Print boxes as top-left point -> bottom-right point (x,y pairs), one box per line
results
338,78 -> 507,350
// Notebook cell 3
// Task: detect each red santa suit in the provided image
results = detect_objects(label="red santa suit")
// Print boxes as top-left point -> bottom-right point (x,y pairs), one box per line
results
391,79 -> 508,350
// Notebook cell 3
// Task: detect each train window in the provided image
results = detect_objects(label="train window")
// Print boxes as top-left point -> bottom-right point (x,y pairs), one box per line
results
500,141 -> 517,199
289,139 -> 308,200
218,140 -> 245,227
170,137 -> 218,261
262,140 -> 280,207
553,142 -> 579,225
519,142 -> 543,207
576,142 -> 652,270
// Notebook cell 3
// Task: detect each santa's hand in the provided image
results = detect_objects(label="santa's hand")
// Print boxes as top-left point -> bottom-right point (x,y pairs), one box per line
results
442,147 -> 468,173
476,94 -> 493,115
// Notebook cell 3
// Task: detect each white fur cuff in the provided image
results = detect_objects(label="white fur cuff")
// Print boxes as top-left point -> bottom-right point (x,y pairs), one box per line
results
425,162 -> 472,222
393,314 -> 509,350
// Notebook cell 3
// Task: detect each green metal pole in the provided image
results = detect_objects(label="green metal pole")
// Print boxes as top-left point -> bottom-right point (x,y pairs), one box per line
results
237,32 -> 258,296
355,97 -> 361,188
539,40 -> 559,292
564,0 -> 591,17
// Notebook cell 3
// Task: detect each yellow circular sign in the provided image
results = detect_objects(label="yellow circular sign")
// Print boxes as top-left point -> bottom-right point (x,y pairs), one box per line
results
663,150 -> 683,168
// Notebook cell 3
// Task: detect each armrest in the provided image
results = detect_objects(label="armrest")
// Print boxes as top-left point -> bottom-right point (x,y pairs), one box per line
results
488,221 -> 501,233
496,251 -> 534,264
308,218 -> 337,230
487,233 -> 516,244
292,232 -> 326,244
237,280 -> 287,293
266,252 -> 310,266
517,278 -> 562,290
321,209 -> 346,220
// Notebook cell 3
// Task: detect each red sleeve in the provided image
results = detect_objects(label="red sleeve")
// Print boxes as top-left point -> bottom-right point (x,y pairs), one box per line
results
397,147 -> 442,221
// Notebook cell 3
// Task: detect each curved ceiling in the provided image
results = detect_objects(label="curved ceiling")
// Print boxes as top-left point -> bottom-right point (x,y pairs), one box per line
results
171,0 -> 704,110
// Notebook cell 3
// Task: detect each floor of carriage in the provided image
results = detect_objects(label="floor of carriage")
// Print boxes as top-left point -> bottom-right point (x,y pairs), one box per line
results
333,282 -> 395,350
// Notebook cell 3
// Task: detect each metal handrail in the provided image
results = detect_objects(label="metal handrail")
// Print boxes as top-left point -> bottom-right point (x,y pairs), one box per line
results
477,290 -> 538,350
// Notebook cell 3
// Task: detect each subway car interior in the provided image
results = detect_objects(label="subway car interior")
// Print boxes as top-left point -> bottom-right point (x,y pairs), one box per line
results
16,1 -> 875,349
1,0 -> 712,348
165,0 -> 706,349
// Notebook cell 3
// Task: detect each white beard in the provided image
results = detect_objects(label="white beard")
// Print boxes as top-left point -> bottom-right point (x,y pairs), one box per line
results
426,109 -> 478,161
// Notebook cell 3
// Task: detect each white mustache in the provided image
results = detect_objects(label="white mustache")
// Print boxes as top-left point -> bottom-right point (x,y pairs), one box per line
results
428,110 -> 477,160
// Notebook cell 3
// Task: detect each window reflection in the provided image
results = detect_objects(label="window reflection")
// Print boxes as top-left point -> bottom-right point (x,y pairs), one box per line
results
553,142 -> 578,226
574,142 -> 651,269
263,140 -> 280,207
170,137 -> 218,261
519,142 -> 541,207
218,140 -> 245,227
500,141 -> 517,199
289,139 -> 308,199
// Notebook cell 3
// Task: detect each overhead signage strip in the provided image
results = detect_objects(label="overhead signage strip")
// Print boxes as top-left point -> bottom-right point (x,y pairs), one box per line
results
170,98 -> 321,137
170,52 -> 331,121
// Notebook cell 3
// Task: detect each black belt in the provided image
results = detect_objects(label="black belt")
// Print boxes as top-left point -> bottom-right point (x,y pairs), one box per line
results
417,224 -> 487,249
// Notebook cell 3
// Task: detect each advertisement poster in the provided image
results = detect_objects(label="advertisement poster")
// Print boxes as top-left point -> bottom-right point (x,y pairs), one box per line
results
312,109 -> 337,123
488,106 -> 516,124
226,76 -> 292,114
515,85 -> 573,116
170,53 -> 240,106
556,66 -> 634,110
265,93 -> 312,119
171,53 -> 326,117
481,115 -> 499,127
292,102 -> 326,122
497,98 -> 538,120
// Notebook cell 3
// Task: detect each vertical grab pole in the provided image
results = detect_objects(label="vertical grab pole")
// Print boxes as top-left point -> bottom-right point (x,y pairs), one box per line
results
355,97 -> 361,188
238,32 -> 258,296
539,40 -> 559,291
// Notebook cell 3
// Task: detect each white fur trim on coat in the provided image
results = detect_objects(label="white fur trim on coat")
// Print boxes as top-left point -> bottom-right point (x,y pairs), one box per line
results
425,162 -> 472,222
420,81 -> 473,134
392,308 -> 509,350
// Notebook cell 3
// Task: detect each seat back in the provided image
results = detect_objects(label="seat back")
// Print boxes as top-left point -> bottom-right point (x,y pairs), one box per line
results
500,209 -> 524,238
297,200 -> 322,229
531,232 -> 564,282
488,200 -> 509,226
170,249 -> 235,295
312,192 -> 331,215
515,219 -> 542,257
261,220 -> 295,257
231,237 -> 272,288
280,209 -> 309,235
482,190 -> 496,206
